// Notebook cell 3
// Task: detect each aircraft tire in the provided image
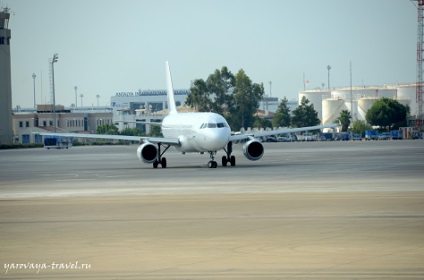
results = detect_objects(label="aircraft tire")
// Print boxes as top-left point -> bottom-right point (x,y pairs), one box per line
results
230,156 -> 236,166
208,161 -> 217,168
161,157 -> 167,168
222,156 -> 227,167
153,160 -> 159,168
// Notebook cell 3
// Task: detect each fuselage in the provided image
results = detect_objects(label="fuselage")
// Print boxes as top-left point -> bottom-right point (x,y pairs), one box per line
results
161,112 -> 231,152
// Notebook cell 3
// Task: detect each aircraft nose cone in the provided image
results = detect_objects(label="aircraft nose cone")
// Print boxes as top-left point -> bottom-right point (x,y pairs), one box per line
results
200,128 -> 230,151
210,128 -> 230,150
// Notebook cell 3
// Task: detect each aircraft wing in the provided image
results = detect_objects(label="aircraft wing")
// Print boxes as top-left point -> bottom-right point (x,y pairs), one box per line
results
38,132 -> 180,145
229,124 -> 338,142
115,120 -> 162,126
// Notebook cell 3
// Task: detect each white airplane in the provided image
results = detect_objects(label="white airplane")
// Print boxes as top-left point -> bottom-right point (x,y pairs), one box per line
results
40,62 -> 337,169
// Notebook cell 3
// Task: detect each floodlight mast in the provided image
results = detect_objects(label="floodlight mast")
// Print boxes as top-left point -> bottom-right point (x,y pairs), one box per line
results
32,73 -> 36,109
416,1 -> 424,127
327,65 -> 331,91
74,86 -> 77,107
51,53 -> 58,132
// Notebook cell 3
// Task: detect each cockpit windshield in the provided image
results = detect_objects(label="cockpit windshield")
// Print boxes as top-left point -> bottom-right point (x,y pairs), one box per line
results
200,123 -> 228,129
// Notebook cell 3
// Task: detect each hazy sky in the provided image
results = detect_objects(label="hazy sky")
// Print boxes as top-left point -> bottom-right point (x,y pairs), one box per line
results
5,0 -> 418,108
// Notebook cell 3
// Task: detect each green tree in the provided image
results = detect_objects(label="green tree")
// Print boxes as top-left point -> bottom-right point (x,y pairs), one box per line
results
232,69 -> 264,130
291,96 -> 320,128
186,66 -> 235,114
185,79 -> 211,112
252,117 -> 272,129
205,67 -> 236,115
186,66 -> 263,131
96,124 -> 118,135
365,98 -> 407,131
120,127 -> 144,136
336,110 -> 352,132
148,125 -> 162,137
351,120 -> 372,137
272,97 -> 291,128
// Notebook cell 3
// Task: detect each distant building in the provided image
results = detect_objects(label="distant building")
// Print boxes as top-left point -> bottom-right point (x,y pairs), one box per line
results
110,89 -> 189,133
259,96 -> 279,115
111,89 -> 189,113
12,105 -> 112,144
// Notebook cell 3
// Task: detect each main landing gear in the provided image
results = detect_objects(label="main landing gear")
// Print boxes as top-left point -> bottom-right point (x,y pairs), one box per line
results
153,143 -> 170,168
222,141 -> 236,167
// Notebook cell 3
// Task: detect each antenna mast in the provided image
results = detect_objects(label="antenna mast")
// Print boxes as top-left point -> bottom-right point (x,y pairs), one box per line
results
414,0 -> 424,128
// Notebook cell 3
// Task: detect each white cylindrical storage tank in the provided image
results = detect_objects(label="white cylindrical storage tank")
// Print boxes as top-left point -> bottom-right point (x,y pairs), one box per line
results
299,90 -> 331,122
351,99 -> 359,120
331,89 -> 353,101
344,99 -> 353,116
357,97 -> 378,121
322,98 -> 347,125
377,88 -> 397,99
397,84 -> 416,117
354,88 -> 380,99
396,98 -> 411,111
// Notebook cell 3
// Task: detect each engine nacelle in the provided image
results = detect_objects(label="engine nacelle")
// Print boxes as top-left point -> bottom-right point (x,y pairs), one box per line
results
137,143 -> 158,163
242,139 -> 264,161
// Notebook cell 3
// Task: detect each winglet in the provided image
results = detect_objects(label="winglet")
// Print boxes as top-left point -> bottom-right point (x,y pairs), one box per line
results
165,61 -> 178,115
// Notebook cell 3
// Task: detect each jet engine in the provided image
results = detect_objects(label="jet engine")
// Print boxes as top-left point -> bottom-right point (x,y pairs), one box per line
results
242,139 -> 264,161
137,143 -> 158,163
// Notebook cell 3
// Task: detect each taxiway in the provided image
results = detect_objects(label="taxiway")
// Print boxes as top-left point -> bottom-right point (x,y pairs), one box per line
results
0,141 -> 423,279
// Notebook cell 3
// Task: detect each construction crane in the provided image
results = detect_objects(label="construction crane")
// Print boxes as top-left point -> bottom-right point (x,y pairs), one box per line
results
413,0 -> 424,128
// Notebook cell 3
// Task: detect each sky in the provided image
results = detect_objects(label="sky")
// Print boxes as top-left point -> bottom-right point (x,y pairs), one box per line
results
3,0 -> 418,108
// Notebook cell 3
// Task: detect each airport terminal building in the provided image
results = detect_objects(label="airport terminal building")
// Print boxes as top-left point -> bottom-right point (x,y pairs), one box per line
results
109,89 -> 283,132
111,89 -> 190,113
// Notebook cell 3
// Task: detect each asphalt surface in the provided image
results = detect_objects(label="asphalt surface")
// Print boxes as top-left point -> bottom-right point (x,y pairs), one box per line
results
0,140 -> 423,279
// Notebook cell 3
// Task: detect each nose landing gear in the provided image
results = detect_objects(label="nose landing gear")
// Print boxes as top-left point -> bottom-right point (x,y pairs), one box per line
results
208,151 -> 218,168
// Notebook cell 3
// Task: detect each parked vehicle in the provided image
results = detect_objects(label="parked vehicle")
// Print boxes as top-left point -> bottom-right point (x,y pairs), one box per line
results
352,133 -> 362,141
44,136 -> 72,149
265,136 -> 278,142
319,133 -> 334,141
391,130 -> 403,140
378,132 -> 391,140
365,130 -> 379,140
339,133 -> 351,141
277,134 -> 295,142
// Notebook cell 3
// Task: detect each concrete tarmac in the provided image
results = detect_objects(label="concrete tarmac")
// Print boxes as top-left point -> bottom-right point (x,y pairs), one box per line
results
0,141 -> 423,279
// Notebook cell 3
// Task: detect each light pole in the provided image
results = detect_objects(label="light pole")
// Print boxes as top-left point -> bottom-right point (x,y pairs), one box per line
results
327,65 -> 331,91
51,53 -> 58,132
96,94 -> 100,107
74,86 -> 78,107
32,73 -> 36,109
269,81 -> 272,97
80,94 -> 84,107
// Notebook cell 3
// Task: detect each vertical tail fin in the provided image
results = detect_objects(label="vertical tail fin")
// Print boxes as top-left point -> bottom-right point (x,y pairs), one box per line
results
165,61 -> 178,115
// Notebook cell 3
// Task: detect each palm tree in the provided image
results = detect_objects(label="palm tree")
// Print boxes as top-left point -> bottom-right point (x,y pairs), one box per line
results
336,110 -> 352,132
